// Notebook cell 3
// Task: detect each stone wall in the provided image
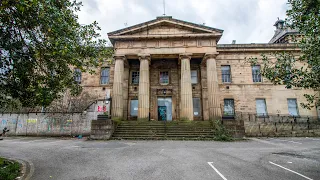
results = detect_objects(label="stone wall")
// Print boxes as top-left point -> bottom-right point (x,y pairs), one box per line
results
216,51 -> 318,117
0,112 -> 92,136
0,100 -> 109,136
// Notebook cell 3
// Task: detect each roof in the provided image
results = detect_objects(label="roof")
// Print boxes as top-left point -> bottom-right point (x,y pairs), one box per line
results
107,16 -> 224,44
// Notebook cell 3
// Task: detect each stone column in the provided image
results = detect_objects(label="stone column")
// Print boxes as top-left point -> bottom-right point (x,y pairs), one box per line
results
138,54 -> 151,120
180,53 -> 194,120
204,53 -> 221,120
112,55 -> 125,118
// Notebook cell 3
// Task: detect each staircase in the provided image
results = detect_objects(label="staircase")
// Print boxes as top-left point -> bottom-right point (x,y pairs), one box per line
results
111,121 -> 216,140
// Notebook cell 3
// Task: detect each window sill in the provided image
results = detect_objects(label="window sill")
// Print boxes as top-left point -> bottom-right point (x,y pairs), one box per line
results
222,116 -> 235,120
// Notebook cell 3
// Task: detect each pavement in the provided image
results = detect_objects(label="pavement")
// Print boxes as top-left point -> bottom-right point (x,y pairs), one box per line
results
0,137 -> 319,180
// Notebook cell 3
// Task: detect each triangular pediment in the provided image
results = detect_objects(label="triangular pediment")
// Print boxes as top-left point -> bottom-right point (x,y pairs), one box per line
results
108,16 -> 223,43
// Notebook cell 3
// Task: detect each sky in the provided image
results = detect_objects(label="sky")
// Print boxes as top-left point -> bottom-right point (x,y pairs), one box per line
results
77,0 -> 288,44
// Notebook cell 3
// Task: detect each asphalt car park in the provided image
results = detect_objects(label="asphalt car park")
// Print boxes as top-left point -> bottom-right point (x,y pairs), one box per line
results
0,137 -> 319,180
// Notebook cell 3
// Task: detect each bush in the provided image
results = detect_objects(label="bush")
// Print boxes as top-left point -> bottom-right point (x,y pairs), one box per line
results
111,117 -> 123,127
212,120 -> 233,141
0,157 -> 20,180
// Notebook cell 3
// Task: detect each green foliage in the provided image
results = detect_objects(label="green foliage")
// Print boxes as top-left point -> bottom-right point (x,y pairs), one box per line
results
111,117 -> 123,127
0,0 -> 113,108
247,0 -> 320,109
212,120 -> 233,141
0,157 -> 21,180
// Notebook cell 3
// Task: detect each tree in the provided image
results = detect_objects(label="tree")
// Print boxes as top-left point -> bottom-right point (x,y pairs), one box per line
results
0,0 -> 112,108
248,0 -> 320,109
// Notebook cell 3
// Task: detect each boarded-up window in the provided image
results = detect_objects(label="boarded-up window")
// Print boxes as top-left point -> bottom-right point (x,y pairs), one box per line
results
191,70 -> 198,84
130,100 -> 138,117
288,99 -> 299,116
256,99 -> 267,116
252,65 -> 262,82
100,67 -> 110,84
193,98 -> 201,116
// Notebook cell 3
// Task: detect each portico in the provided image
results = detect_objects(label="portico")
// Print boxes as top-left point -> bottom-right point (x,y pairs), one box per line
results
108,16 -> 223,121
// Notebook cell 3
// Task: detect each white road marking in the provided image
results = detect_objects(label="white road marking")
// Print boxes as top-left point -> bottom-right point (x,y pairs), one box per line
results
269,161 -> 313,180
207,162 -> 227,180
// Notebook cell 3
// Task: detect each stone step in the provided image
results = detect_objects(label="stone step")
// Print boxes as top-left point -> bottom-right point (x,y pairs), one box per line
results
111,137 -> 215,140
112,134 -> 214,138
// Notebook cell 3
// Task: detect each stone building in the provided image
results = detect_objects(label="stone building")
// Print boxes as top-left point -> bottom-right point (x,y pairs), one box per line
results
78,16 -> 319,121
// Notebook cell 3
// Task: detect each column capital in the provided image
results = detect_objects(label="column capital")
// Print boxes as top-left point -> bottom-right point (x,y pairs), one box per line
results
179,53 -> 192,60
203,53 -> 219,61
138,54 -> 151,61
113,54 -> 126,61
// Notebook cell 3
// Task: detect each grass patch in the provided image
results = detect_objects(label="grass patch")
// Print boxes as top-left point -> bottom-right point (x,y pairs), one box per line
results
111,117 -> 123,127
0,157 -> 21,180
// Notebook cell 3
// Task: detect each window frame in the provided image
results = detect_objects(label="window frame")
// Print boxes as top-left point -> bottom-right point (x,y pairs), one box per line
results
192,97 -> 201,117
131,71 -> 140,85
100,67 -> 110,85
191,70 -> 198,84
74,68 -> 82,84
255,98 -> 268,117
130,99 -> 139,117
252,65 -> 262,83
223,99 -> 235,118
287,98 -> 299,117
221,65 -> 231,83
159,71 -> 169,85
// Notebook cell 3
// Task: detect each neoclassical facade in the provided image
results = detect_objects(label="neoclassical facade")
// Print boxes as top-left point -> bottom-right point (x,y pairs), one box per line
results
79,16 -> 319,121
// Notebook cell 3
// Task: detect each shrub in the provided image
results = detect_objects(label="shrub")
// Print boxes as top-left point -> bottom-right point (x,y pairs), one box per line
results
212,120 -> 233,141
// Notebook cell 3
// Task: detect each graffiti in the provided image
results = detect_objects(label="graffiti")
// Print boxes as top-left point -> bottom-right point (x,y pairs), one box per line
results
1,119 -> 7,125
27,119 -> 37,123
18,120 -> 23,128
0,113 -> 91,136
97,106 -> 107,112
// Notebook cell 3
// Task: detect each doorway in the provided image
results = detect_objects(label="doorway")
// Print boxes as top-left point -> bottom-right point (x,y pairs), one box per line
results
157,97 -> 172,121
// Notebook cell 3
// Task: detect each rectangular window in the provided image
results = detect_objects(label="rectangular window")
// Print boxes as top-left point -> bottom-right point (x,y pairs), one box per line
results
223,99 -> 235,117
191,70 -> 198,84
288,99 -> 299,116
74,68 -> 81,84
130,100 -> 138,117
159,71 -> 169,84
131,71 -> 139,84
221,65 -> 231,83
100,67 -> 110,85
256,99 -> 267,116
252,65 -> 262,82
193,98 -> 201,116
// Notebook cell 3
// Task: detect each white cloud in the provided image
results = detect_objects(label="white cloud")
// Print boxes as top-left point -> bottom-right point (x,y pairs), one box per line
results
77,0 -> 288,44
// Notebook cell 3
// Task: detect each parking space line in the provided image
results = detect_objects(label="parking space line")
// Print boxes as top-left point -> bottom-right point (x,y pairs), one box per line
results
207,162 -> 227,180
269,161 -> 313,180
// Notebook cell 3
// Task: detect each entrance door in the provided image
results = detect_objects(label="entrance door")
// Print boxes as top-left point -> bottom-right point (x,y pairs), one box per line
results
157,97 -> 172,121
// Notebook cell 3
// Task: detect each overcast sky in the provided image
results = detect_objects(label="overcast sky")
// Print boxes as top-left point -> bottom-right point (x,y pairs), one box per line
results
77,0 -> 288,44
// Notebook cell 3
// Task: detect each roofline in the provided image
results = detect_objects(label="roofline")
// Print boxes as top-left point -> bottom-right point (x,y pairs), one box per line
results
217,43 -> 300,52
107,16 -> 224,36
